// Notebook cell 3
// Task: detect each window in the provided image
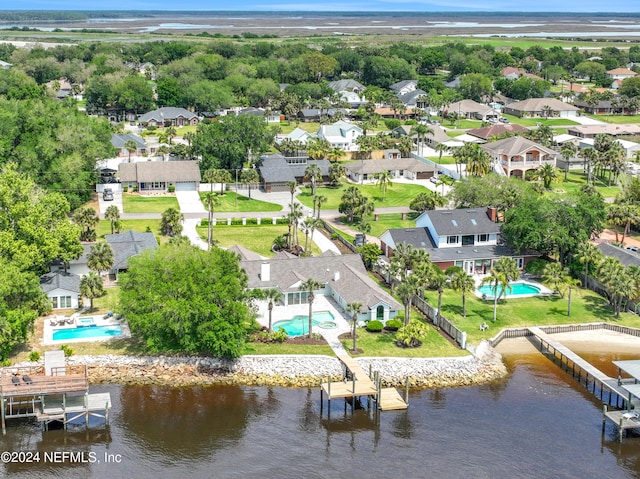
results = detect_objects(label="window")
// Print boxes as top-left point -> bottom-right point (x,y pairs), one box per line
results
447,235 -> 458,244
515,257 -> 524,269
51,297 -> 58,309
52,296 -> 72,309
479,234 -> 489,242
462,235 -> 474,246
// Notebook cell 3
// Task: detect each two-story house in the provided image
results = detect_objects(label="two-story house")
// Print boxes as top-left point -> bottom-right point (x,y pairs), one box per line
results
317,120 -> 362,152
379,207 -> 538,274
481,136 -> 558,179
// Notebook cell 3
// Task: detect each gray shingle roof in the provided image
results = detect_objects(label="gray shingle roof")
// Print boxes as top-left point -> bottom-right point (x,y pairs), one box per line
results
106,231 -> 158,270
328,79 -> 365,92
119,161 -> 201,183
398,89 -> 427,106
481,136 -> 558,158
241,253 -> 401,311
40,272 -> 80,294
505,98 -> 579,113
425,209 -> 501,237
259,156 -> 329,184
466,124 -> 529,140
597,242 -> 640,267
139,107 -> 198,123
345,158 -> 436,175
228,244 -> 263,261
390,80 -> 417,92
111,133 -> 146,149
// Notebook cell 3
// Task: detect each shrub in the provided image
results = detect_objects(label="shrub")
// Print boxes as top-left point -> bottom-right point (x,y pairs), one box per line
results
168,185 -> 175,193
331,233 -> 339,240
366,320 -> 384,332
255,328 -> 288,343
445,266 -> 464,277
404,119 -> 418,125
525,259 -> 548,276
384,118 -> 402,130
384,319 -> 402,331
123,186 -> 128,192
276,217 -> 289,225
133,186 -> 138,192
60,344 -> 74,357
28,351 -> 41,362
395,320 -> 428,348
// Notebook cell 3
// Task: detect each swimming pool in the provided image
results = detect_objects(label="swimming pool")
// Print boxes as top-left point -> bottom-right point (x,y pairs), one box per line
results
272,311 -> 335,336
77,317 -> 96,327
52,325 -> 123,341
476,281 -> 544,299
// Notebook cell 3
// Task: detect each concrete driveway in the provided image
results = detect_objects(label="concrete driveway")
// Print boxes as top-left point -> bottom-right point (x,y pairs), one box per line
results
97,190 -> 123,218
176,190 -> 206,214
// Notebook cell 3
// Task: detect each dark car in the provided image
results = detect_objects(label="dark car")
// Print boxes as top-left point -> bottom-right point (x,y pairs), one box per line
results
103,188 -> 114,201
354,233 -> 366,247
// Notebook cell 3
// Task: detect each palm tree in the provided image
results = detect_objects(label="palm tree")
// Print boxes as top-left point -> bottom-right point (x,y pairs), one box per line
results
288,202 -> 304,250
535,163 -> 559,189
465,144 -> 492,177
560,142 -> 577,180
346,301 -> 363,352
80,271 -> 104,311
396,136 -> 414,157
124,140 -> 137,162
449,270 -> 475,318
579,147 -> 599,185
543,261 -> 568,297
104,205 -> 120,235
160,207 -> 184,237
375,170 -> 394,201
482,256 -> 519,322
315,194 -> 327,220
328,162 -> 344,187
299,278 -> 322,338
287,180 -> 297,207
157,144 -> 171,161
396,275 -> 419,326
87,242 -> 114,277
413,124 -> 433,156
597,257 -> 630,317
73,207 -> 99,241
262,288 -> 282,332
304,163 -> 323,211
565,276 -> 581,317
481,268 -> 508,322
203,192 -> 221,250
165,126 -> 177,145
575,241 -> 601,288
240,169 -> 259,199
326,146 -> 344,163
302,216 -> 321,254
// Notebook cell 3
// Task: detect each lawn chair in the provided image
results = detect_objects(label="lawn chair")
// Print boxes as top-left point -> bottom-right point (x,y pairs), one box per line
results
480,322 -> 488,332
65,317 -> 75,325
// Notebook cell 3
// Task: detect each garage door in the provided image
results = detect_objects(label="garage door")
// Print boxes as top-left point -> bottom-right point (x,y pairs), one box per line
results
175,182 -> 197,191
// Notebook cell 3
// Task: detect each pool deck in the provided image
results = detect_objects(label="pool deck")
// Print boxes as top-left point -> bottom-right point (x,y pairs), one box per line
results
42,313 -> 131,346
255,296 -> 352,355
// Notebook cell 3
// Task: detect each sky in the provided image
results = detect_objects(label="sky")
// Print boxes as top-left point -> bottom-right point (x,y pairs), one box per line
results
8,1 -> 637,13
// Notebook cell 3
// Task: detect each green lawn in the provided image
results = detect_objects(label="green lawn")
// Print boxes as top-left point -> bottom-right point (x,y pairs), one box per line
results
424,285 -> 640,346
277,121 -> 388,135
549,170 -> 620,200
242,341 -> 334,355
444,119 -> 485,129
588,114 -> 640,125
501,114 -> 578,127
365,212 -> 419,237
122,193 -> 179,213
426,155 -> 456,165
92,286 -> 120,314
198,224 -> 322,257
199,191 -> 282,213
341,322 -> 468,357
96,219 -> 162,240
298,180 -> 429,210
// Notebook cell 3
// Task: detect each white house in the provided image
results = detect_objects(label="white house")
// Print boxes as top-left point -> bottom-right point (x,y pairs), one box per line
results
317,120 -> 362,152
40,272 -> 81,310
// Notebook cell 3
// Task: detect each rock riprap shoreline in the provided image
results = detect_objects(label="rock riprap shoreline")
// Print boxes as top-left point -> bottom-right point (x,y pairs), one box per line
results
47,341 -> 507,388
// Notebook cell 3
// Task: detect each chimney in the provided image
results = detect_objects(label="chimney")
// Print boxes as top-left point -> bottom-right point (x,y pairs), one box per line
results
334,271 -> 340,282
486,207 -> 497,223
261,262 -> 270,282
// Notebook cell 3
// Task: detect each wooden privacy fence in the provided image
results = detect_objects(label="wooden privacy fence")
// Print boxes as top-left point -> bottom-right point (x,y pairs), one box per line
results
321,220 -> 358,253
413,295 -> 467,349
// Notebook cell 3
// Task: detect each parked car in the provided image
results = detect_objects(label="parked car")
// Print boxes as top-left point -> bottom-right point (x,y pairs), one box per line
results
626,245 -> 639,253
499,117 -> 510,124
430,175 -> 439,184
354,233 -> 366,247
103,188 -> 114,201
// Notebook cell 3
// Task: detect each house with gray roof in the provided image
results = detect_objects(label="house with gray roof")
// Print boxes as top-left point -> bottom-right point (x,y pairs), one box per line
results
345,157 -> 436,183
328,79 -> 365,94
379,207 -> 538,274
49,243 -> 92,277
298,108 -> 348,123
317,120 -> 362,152
138,107 -> 199,127
390,80 -> 418,96
119,160 -> 201,192
502,98 -> 579,118
398,89 -> 428,109
40,272 -> 81,310
444,100 -> 497,121
105,230 -> 158,278
392,124 -> 451,149
481,136 -> 558,179
258,154 -> 330,193
241,252 -> 401,322
111,133 -> 147,157
467,124 -> 529,141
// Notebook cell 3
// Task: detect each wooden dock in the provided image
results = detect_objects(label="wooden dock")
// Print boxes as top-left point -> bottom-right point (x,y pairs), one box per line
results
1,352 -> 110,434
528,327 -> 640,441
320,355 -> 408,413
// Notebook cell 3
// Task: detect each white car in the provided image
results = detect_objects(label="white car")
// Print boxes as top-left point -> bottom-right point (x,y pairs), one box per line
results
430,176 -> 439,184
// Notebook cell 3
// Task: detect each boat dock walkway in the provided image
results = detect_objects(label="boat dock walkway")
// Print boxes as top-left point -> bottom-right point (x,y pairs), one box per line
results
320,355 -> 408,412
527,327 -> 640,441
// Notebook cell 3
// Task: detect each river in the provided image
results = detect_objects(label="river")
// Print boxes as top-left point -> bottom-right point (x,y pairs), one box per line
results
2,345 -> 640,479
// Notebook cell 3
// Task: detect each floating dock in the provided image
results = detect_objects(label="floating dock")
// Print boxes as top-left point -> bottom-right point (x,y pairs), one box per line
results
1,351 -> 110,434
320,355 -> 408,413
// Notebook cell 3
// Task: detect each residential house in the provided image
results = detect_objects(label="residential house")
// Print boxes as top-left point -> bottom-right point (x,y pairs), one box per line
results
502,98 -> 580,118
119,160 -> 201,192
578,137 -> 640,159
391,124 -> 451,150
501,67 -> 543,81
238,107 -> 281,123
327,79 -> 365,94
105,230 -> 158,278
379,207 -> 538,274
444,100 -> 497,121
258,154 -> 330,193
481,136 -> 558,178
567,124 -> 640,138
606,68 -> 637,81
466,124 -> 529,142
49,244 -> 92,277
241,251 -> 401,323
276,127 -> 316,147
138,107 -> 199,127
298,108 -> 348,123
317,120 -> 362,152
111,133 -> 147,157
573,100 -> 619,115
390,80 -> 418,96
344,157 -> 437,184
40,272 -> 81,310
397,89 -> 428,109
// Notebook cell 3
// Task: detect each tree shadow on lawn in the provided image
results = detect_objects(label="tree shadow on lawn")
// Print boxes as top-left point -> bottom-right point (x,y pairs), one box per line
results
582,294 -> 618,319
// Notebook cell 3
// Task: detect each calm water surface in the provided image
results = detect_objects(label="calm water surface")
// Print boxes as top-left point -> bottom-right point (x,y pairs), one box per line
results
3,349 -> 640,479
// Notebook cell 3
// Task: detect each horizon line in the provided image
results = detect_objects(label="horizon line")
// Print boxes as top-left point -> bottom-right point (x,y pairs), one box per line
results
0,9 -> 637,13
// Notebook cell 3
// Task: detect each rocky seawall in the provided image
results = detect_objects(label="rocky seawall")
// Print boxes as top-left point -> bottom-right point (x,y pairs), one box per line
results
51,341 -> 507,389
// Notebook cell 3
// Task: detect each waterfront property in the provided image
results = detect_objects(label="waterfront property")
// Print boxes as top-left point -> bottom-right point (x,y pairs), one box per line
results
43,314 -> 131,345
476,280 -> 552,300
272,310 -> 337,337
0,350 -> 110,434
39,272 -> 81,310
